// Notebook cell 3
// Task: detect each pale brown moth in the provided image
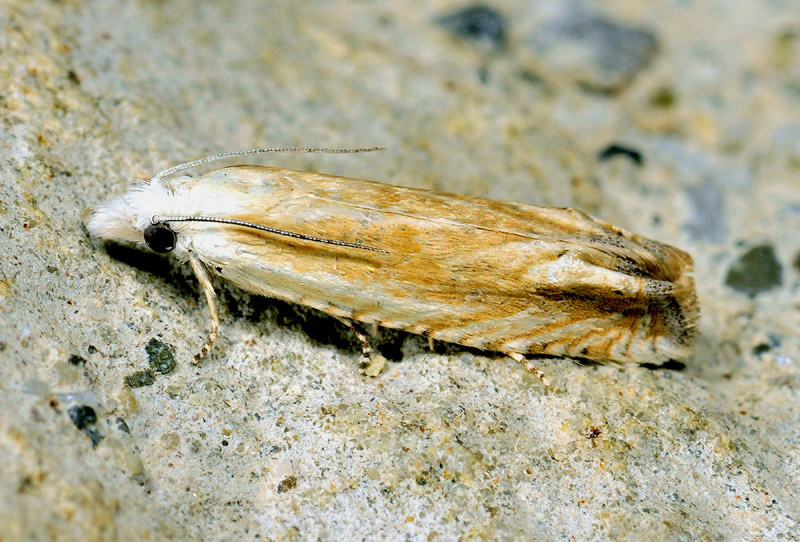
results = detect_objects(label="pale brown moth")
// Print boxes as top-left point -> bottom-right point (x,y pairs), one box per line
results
88,147 -> 699,383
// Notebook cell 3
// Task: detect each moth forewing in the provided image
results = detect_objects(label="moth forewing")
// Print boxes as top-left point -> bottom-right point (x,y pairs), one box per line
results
88,156 -> 698,379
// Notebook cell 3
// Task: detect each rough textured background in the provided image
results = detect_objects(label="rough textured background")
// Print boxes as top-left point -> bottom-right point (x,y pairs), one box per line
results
1,1 -> 798,540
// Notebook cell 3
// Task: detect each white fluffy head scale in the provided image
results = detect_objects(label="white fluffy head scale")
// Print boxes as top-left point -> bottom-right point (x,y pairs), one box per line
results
87,179 -> 169,244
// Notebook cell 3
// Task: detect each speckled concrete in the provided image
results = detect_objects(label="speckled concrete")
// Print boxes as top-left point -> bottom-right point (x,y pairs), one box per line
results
1,1 -> 799,540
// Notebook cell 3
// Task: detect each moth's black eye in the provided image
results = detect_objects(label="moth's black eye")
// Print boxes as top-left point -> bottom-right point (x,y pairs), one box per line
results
143,223 -> 176,253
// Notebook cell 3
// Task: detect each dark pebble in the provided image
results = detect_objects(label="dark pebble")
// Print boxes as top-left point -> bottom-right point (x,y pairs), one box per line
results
85,427 -> 104,448
146,338 -> 176,375
752,334 -> 781,359
793,250 -> 800,274
125,370 -> 156,388
68,405 -> 97,429
529,10 -> 658,93
725,245 -> 782,296
116,417 -> 131,434
436,5 -> 508,48
68,354 -> 87,366
276,476 -> 297,493
752,343 -> 772,357
67,69 -> 81,85
597,143 -> 644,165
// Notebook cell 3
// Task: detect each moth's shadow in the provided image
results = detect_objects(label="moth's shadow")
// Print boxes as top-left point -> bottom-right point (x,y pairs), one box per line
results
102,242 -> 409,362
637,360 -> 687,371
103,242 -> 197,299
252,298 -> 410,362
549,356 -> 687,372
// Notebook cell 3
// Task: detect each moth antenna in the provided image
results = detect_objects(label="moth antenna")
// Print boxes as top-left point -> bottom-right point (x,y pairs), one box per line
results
154,215 -> 389,254
151,146 -> 388,183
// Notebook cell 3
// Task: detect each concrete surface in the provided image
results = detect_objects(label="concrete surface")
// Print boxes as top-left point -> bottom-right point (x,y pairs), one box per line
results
1,1 -> 798,540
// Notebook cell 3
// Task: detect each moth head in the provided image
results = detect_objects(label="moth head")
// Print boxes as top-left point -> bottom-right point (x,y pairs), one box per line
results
87,178 -> 185,254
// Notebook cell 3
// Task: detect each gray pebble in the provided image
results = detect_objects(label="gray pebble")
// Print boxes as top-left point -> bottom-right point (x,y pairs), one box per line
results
725,244 -> 782,296
527,10 -> 658,93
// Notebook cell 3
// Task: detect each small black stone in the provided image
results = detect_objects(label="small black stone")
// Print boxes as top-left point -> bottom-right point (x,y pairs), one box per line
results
725,244 -> 782,296
67,69 -> 81,86
68,354 -> 87,366
146,338 -> 176,375
598,143 -> 644,165
85,427 -> 104,448
116,417 -> 131,434
752,343 -> 772,357
125,370 -> 156,388
753,334 -> 780,358
68,405 -> 97,429
437,5 -> 508,48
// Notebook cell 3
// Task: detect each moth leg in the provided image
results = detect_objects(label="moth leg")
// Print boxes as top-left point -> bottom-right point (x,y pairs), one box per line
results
507,352 -> 551,386
428,337 -> 435,351
189,255 -> 219,365
335,317 -> 386,377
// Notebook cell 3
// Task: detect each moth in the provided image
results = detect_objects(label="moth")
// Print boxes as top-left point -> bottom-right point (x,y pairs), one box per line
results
88,147 -> 698,382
